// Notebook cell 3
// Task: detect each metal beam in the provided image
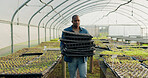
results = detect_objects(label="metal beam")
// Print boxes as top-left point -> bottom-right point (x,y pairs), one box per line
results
81,24 -> 139,26
10,0 -> 31,53
44,0 -> 80,39
37,0 -> 68,42
57,8 -> 142,36
58,2 -> 148,30
28,0 -> 53,46
50,0 -> 102,28
60,7 -> 142,28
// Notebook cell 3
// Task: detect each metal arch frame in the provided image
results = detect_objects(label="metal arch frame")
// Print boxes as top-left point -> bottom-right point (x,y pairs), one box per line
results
51,0 -> 130,29
57,2 -> 148,32
56,6 -> 145,38
76,9 -> 144,37
59,2 -> 148,37
10,0 -> 31,53
61,3 -> 147,28
44,0 -> 148,39
44,0 -> 80,28
55,1 -> 148,30
27,0 -> 53,47
37,0 -> 68,43
59,6 -> 141,27
50,1 -> 133,38
59,3 -> 148,28
56,9 -> 141,38
47,0 -> 92,39
56,5 -> 126,29
50,0 -> 121,29
37,0 -> 148,41
93,2 -> 148,29
48,0 -> 109,39
55,6 -> 107,38
44,0 -> 80,40
9,0 -> 148,54
132,2 -> 148,36
61,6 -> 142,27
57,10 -> 142,38
59,4 -> 146,30
49,0 -> 107,29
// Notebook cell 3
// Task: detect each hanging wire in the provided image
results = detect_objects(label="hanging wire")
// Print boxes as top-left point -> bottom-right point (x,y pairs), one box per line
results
102,0 -> 132,18
131,0 -> 133,16
39,0 -> 63,18
94,0 -> 132,24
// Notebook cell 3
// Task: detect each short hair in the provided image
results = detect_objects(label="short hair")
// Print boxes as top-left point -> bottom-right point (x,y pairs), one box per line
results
72,15 -> 79,20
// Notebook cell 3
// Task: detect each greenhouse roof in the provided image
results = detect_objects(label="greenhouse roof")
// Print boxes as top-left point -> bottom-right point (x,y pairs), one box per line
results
1,0 -> 148,29
1,0 -> 148,53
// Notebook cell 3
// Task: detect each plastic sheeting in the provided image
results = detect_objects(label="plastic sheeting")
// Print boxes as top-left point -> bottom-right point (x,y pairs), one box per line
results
0,0 -> 148,54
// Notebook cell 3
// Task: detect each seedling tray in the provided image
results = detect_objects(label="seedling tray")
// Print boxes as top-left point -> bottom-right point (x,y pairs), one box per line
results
64,52 -> 95,57
102,58 -> 121,78
0,73 -> 42,78
62,31 -> 93,38
141,63 -> 148,69
63,35 -> 92,41
65,48 -> 94,53
19,53 -> 43,56
60,39 -> 93,43
98,46 -> 111,51
64,43 -> 94,49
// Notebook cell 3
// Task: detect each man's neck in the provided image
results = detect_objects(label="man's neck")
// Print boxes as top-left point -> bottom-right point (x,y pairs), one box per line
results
72,25 -> 79,33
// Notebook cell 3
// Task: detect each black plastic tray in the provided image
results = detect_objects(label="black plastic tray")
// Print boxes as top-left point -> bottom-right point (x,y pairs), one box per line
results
141,63 -> 148,69
0,73 -> 42,78
66,46 -> 93,49
63,35 -> 92,40
64,53 -> 95,57
102,41 -> 109,43
65,48 -> 94,52
19,53 -> 43,56
103,58 -> 121,78
64,47 -> 95,50
60,39 -> 93,43
62,31 -> 93,38
117,46 -> 148,49
65,42 -> 93,46
131,57 -> 148,68
98,46 -> 111,51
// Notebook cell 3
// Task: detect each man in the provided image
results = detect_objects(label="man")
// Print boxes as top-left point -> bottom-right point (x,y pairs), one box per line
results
60,15 -> 89,78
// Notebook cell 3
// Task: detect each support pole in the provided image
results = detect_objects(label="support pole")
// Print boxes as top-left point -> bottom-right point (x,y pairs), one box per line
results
11,0 -> 31,53
28,0 -> 53,45
62,55 -> 66,78
89,55 -> 93,73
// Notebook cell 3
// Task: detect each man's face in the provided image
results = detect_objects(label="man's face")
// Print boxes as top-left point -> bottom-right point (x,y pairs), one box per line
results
72,16 -> 80,28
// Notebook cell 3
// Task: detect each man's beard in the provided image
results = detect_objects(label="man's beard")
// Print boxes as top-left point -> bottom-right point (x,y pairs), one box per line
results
73,25 -> 79,28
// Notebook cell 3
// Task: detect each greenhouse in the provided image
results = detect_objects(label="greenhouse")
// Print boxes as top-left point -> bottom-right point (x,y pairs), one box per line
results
0,0 -> 148,78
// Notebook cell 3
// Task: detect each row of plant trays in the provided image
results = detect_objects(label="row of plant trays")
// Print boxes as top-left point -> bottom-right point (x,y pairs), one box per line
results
0,50 -> 61,78
0,73 -> 43,78
97,46 -> 111,51
131,57 -> 148,69
117,46 -> 148,49
98,45 -> 148,61
100,54 -> 148,78
0,56 -> 61,78
100,54 -> 148,68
